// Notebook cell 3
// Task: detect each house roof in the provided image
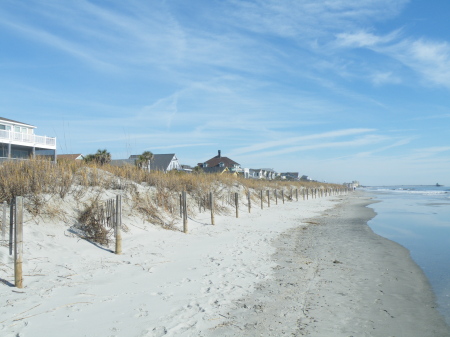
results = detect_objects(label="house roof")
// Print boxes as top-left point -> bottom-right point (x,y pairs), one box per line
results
57,154 -> 83,161
152,154 -> 177,171
129,153 -> 177,171
200,151 -> 240,168
110,159 -> 135,167
0,117 -> 35,128
283,172 -> 299,177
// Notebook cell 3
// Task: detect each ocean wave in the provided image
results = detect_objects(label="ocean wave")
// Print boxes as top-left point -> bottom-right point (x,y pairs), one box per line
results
369,188 -> 449,195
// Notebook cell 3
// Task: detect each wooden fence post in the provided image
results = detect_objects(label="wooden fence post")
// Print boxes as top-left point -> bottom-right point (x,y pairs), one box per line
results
296,189 -> 298,201
1,201 -> 6,241
281,190 -> 285,204
210,192 -> 215,225
14,196 -> 23,289
247,191 -> 251,213
183,191 -> 188,233
9,198 -> 14,256
306,189 -> 309,200
275,189 -> 278,205
179,194 -> 182,217
115,195 -> 122,255
235,192 -> 239,218
267,190 -> 270,207
302,189 -> 305,200
290,189 -> 293,201
260,190 -> 263,209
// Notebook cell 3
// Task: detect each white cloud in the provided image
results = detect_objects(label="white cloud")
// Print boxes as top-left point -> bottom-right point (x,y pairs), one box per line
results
393,39 -> 450,88
370,71 -> 402,86
335,30 -> 401,48
333,29 -> 450,89
226,0 -> 409,40
231,128 -> 376,156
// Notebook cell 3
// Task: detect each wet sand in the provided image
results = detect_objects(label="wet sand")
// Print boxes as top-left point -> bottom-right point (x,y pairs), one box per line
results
205,192 -> 450,336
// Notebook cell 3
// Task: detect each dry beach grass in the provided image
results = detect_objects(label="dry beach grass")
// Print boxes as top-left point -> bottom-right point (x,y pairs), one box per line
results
0,159 -> 340,236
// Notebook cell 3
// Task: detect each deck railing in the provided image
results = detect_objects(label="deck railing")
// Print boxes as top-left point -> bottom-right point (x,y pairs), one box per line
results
0,130 -> 56,148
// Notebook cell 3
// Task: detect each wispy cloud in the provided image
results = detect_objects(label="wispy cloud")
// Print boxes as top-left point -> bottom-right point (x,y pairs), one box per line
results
370,71 -> 402,86
334,29 -> 450,89
150,143 -> 216,150
247,134 -> 388,159
391,39 -> 450,88
353,138 -> 413,157
0,15 -> 117,71
226,0 -> 408,39
335,30 -> 401,48
231,128 -> 376,156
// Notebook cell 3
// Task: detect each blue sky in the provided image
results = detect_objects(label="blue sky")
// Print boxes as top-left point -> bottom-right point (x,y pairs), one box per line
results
1,0 -> 450,185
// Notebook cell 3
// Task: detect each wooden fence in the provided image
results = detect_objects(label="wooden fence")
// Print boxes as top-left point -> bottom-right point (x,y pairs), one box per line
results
85,195 -> 123,254
0,187 -> 348,288
179,187 -> 350,233
1,197 -> 24,288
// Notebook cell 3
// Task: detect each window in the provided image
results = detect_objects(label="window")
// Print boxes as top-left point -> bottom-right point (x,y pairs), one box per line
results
13,126 -> 28,133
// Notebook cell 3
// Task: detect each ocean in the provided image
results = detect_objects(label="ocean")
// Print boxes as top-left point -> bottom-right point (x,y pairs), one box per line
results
365,185 -> 450,326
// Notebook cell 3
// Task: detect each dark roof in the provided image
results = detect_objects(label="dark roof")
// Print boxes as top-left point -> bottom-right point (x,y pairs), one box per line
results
110,159 -> 134,167
129,154 -> 177,171
200,154 -> 240,168
152,154 -> 176,171
0,117 -> 35,127
283,172 -> 299,177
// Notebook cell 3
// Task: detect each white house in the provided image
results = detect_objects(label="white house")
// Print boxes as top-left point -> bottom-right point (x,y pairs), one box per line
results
0,117 -> 57,162
249,168 -> 278,180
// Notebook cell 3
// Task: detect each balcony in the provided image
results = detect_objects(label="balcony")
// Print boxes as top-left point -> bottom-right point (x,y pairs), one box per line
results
0,130 -> 56,149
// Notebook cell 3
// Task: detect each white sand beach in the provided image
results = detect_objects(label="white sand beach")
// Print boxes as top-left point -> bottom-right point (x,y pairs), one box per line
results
1,191 -> 449,337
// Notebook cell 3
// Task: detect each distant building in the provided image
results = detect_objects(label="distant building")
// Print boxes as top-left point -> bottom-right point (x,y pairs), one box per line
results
249,168 -> 278,180
180,164 -> 193,173
198,150 -> 241,171
199,166 -> 234,175
111,154 -> 181,172
281,172 -> 300,180
300,175 -> 311,181
57,154 -> 83,161
344,181 -> 360,189
0,117 -> 57,162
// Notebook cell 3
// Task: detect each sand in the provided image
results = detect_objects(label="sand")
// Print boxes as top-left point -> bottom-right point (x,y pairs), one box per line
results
205,192 -> 450,336
1,191 -> 449,336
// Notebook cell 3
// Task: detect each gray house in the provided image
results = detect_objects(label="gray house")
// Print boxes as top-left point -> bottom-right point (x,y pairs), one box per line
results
111,154 -> 181,172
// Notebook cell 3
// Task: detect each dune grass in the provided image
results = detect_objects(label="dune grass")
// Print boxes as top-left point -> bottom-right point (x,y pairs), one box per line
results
0,159 -> 344,237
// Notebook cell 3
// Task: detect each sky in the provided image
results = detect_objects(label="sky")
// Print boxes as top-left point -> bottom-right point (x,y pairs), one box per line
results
1,0 -> 450,186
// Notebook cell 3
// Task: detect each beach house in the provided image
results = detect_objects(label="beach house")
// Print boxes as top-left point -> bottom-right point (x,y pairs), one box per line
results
111,154 -> 182,172
0,117 -> 57,162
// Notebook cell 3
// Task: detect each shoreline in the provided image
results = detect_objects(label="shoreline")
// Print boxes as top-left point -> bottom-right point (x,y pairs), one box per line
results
204,191 -> 450,336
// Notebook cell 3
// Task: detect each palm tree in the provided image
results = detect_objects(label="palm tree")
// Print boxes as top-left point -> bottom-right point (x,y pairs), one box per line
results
82,154 -> 96,163
94,149 -> 111,165
136,151 -> 154,171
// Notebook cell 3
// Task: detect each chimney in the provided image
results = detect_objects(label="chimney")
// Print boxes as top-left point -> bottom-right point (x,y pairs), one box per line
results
218,150 -> 221,158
